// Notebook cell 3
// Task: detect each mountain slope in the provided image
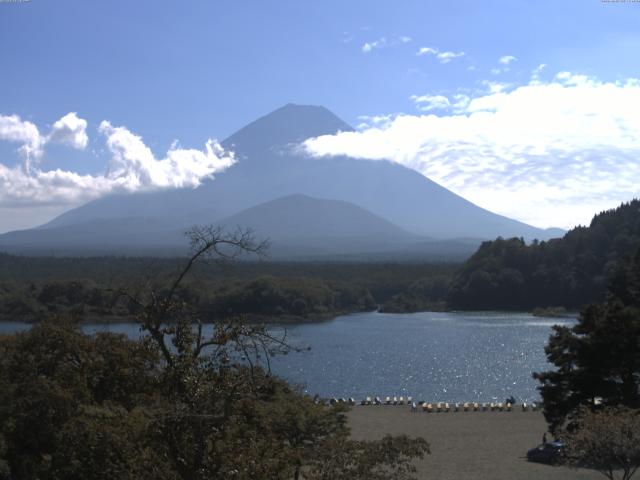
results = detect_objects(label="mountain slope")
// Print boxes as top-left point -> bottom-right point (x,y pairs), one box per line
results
217,194 -> 417,241
0,218 -> 187,256
0,104 -> 564,256
214,194 -> 423,258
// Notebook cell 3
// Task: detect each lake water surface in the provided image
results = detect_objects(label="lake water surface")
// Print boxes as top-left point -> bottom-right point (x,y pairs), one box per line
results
0,311 -> 574,403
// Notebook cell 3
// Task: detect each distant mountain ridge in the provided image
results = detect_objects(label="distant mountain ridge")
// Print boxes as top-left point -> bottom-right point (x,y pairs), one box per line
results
0,104 -> 564,258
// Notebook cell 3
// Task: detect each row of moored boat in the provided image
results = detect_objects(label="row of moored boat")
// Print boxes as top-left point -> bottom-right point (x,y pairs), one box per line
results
327,397 -> 540,412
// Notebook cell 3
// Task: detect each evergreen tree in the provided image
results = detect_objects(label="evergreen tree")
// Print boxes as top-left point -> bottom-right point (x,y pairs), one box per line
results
534,250 -> 640,432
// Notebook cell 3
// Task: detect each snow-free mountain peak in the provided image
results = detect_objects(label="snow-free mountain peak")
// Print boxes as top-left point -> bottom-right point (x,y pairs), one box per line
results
223,103 -> 353,154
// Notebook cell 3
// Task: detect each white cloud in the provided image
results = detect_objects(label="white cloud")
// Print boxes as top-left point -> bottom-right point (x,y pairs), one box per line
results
304,72 -> 640,229
356,114 -> 395,129
436,51 -> 465,63
362,41 -> 378,52
0,116 -> 235,210
417,46 -> 465,64
0,112 -> 88,171
410,94 -> 450,112
362,36 -> 411,53
480,80 -> 510,94
99,121 -> 234,190
451,93 -> 471,112
417,47 -> 438,56
0,114 -> 44,169
531,64 -> 546,82
47,112 -> 88,149
492,56 -> 518,75
499,55 -> 517,65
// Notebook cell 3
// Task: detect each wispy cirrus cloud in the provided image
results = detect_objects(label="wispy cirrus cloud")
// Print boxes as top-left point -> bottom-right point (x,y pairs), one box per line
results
305,72 -> 640,229
0,113 -> 235,210
417,46 -> 465,63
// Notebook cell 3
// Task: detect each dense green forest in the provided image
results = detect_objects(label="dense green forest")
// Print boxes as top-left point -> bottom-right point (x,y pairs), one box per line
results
534,249 -> 640,432
448,200 -> 640,310
0,255 -> 457,322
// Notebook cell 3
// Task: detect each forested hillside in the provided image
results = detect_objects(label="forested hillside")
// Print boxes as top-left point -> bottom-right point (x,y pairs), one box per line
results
448,200 -> 640,310
0,256 -> 457,321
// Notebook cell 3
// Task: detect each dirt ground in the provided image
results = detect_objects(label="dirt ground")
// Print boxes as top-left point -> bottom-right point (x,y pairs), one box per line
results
348,405 -> 603,480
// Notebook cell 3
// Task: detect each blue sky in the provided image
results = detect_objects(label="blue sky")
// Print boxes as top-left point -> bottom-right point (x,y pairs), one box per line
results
1,0 -> 640,232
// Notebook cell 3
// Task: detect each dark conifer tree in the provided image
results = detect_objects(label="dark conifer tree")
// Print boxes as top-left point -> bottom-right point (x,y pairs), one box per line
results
534,250 -> 640,432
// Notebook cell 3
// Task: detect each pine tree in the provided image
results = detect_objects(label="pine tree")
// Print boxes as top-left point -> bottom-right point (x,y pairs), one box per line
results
534,250 -> 640,432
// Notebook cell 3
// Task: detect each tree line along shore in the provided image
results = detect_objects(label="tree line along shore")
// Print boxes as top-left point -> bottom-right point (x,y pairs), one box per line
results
1,200 -> 640,323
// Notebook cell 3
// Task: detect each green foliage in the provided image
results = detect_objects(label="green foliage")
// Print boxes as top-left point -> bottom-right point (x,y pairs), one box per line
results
449,200 -> 640,310
305,434 -> 430,480
534,250 -> 640,433
0,317 -> 429,480
0,227 -> 430,479
0,432 -> 9,480
0,257 -> 459,321
204,275 -> 376,318
560,407 -> 640,480
0,320 -> 159,479
380,275 -> 450,313
53,405 -> 164,480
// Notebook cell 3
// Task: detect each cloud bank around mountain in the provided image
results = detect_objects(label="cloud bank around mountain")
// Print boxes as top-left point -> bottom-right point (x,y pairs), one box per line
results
305,72 -> 640,229
0,113 -> 235,210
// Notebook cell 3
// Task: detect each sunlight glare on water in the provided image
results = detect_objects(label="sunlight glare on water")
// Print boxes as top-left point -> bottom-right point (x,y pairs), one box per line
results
0,311 -> 574,402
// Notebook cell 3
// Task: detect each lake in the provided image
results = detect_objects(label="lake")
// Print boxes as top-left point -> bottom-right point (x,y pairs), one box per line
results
0,311 -> 574,403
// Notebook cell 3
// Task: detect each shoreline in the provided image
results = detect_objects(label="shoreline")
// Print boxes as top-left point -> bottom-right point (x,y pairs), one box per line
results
0,307 -> 579,326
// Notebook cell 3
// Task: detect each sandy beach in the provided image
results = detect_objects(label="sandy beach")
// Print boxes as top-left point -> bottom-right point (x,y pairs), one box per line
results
348,405 -> 602,480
